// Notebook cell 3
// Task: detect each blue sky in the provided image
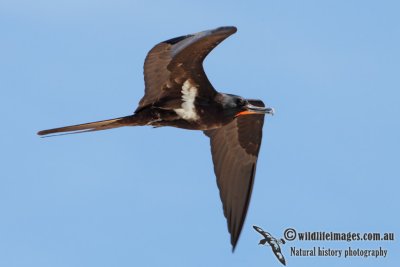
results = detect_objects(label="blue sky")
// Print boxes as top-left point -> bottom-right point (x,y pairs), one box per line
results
1,1 -> 399,266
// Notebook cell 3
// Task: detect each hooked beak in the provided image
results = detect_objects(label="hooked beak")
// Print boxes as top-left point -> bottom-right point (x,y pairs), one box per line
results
236,103 -> 275,117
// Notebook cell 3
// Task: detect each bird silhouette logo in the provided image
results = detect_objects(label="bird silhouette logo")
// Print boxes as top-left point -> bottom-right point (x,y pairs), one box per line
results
253,226 -> 286,265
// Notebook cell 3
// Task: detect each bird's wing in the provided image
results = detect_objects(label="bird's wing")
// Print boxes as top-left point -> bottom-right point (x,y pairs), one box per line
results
136,26 -> 237,112
271,243 -> 286,266
204,100 -> 265,251
253,225 -> 269,238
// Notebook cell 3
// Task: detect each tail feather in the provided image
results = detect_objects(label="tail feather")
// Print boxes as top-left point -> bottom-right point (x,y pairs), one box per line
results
37,115 -> 136,136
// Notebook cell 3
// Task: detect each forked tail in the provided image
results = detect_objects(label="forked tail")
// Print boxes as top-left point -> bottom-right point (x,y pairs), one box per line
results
37,115 -> 137,137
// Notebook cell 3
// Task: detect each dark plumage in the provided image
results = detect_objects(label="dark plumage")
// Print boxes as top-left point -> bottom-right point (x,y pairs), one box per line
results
38,26 -> 274,251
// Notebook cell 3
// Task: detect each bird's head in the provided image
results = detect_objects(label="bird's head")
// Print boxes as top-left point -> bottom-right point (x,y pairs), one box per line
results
219,94 -> 274,118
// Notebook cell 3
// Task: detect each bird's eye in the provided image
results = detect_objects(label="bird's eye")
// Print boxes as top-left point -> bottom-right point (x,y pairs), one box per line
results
237,98 -> 245,106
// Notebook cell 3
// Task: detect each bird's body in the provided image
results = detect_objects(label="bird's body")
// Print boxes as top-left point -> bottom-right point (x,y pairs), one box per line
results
38,26 -> 274,251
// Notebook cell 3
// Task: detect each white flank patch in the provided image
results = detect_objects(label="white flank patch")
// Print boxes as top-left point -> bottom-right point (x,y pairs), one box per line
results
174,80 -> 199,121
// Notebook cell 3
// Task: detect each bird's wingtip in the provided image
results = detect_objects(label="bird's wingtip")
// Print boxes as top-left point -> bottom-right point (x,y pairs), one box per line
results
213,26 -> 237,35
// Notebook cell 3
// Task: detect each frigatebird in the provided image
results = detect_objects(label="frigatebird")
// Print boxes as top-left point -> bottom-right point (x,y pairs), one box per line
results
38,26 -> 274,251
253,226 -> 286,265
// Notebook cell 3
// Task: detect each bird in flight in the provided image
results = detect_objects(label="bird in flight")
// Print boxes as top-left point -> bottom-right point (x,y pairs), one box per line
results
253,226 -> 286,265
38,26 -> 274,251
